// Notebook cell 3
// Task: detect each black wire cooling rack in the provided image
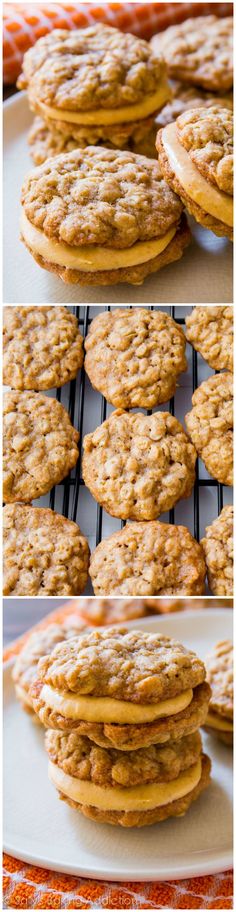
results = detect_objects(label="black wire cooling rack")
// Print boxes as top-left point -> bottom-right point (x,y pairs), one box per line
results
45,305 -> 230,564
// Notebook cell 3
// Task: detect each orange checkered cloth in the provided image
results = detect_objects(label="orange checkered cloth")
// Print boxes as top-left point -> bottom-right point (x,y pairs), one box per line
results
3,1 -> 233,84
3,601 -> 233,910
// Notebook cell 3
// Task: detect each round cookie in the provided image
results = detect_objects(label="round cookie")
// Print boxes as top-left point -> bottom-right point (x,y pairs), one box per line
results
185,306 -> 233,372
150,16 -> 233,92
3,504 -> 89,596
82,409 -> 196,520
84,308 -> 187,408
156,106 -> 233,240
46,729 -> 210,827
185,372 -> 233,486
89,521 -> 206,596
3,390 -> 79,503
204,640 -> 233,746
201,506 -> 233,597
13,617 -> 87,717
20,147 -> 190,287
18,25 -> 170,152
30,627 -> 211,750
3,306 -> 84,391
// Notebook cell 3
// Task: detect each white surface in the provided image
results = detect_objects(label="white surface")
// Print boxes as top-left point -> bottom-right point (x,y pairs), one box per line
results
4,610 -> 233,881
3,93 -> 233,305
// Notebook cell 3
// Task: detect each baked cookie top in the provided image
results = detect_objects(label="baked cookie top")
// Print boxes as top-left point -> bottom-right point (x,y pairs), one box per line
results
45,730 -> 202,787
185,372 -> 233,486
3,306 -> 84,391
13,617 -> 86,692
176,107 -> 233,195
89,521 -> 206,596
82,409 -> 196,520
201,505 -> 233,597
3,390 -> 79,503
37,626 -> 206,702
155,80 -> 233,130
84,309 -> 187,409
21,147 -> 183,249
185,306 -> 233,372
151,16 -> 233,92
205,640 -> 233,719
3,504 -> 89,596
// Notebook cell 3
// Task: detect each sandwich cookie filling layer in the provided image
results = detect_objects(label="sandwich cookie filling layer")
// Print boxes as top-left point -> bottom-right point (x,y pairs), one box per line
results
48,757 -> 202,811
41,685 -> 193,723
160,121 -> 233,227
20,212 -> 177,271
205,711 -> 233,732
38,83 -> 170,126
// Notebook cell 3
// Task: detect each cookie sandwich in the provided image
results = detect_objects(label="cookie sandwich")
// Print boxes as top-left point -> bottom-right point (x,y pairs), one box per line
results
185,372 -> 233,486
3,306 -> 84,391
204,640 -> 233,746
185,306 -> 233,372
20,147 -> 190,287
31,627 -> 211,753
201,506 -> 233,597
157,105 -> 233,240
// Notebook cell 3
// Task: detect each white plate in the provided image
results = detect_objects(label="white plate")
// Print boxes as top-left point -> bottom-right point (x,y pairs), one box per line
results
4,610 -> 233,881
3,93 -> 233,305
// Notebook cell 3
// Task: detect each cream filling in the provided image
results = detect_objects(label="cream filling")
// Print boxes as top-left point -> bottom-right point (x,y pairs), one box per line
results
48,757 -> 201,811
206,711 -> 233,732
21,211 -> 177,271
38,83 -> 170,126
15,683 -> 33,708
161,121 -> 233,227
41,684 -> 193,723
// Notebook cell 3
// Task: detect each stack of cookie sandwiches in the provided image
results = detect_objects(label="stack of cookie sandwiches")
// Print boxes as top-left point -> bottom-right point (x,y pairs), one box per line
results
204,640 -> 233,746
30,627 -> 211,827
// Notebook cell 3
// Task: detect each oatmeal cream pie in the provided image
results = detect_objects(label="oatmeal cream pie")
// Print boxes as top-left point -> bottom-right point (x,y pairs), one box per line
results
20,147 -> 190,287
3,306 -> 84,391
82,409 -> 196,521
185,306 -> 233,373
3,390 -> 79,503
156,105 -> 233,240
13,617 -> 87,718
30,627 -> 211,751
84,308 -> 187,408
89,521 -> 206,596
3,504 -> 89,596
185,372 -> 233,486
201,506 -> 233,597
17,25 -> 170,155
204,640 -> 233,746
150,17 -> 233,93
45,729 -> 210,827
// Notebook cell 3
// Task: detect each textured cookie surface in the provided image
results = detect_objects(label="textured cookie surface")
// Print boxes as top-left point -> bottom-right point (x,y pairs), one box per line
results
3,391 -> 79,503
28,114 -> 159,165
205,640 -> 233,719
37,626 -> 206,702
21,146 -> 183,249
176,106 -> 233,195
13,617 -> 87,700
3,306 -> 83,390
3,504 -> 89,596
151,16 -> 233,92
185,306 -> 233,372
83,409 -> 196,520
84,309 -> 187,408
185,373 -> 233,486
45,729 -> 202,786
18,25 -> 165,110
201,506 -> 233,597
89,522 -> 206,596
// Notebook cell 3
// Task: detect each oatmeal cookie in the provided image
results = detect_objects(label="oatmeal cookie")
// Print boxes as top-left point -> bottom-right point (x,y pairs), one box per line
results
82,409 -> 196,520
18,25 -> 170,150
20,146 -> 190,286
185,373 -> 233,486
78,598 -> 182,626
13,617 -> 87,717
84,309 -> 187,409
150,17 -> 233,92
3,306 -> 83,391
3,504 -> 89,596
204,640 -> 233,746
201,506 -> 233,597
46,729 -> 210,827
185,306 -> 233,372
89,522 -> 206,596
3,390 -> 79,503
156,106 -> 233,240
28,114 -> 160,166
